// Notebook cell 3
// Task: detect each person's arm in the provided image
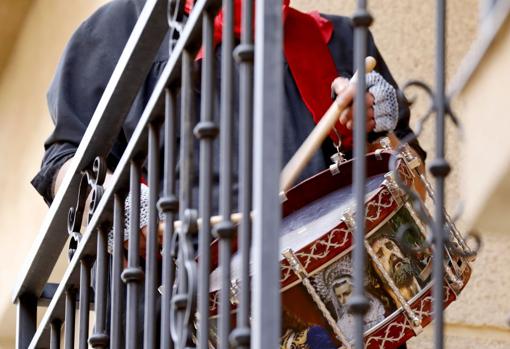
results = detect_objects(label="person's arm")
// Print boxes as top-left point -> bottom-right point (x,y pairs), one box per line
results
32,0 -> 140,205
32,2 -> 151,254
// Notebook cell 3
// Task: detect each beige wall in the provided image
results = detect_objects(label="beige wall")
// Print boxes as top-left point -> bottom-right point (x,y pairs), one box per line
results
1,0 -> 508,348
0,0 -> 32,75
0,0 -> 108,345
294,0 -> 479,215
459,14 -> 510,234
293,0 -> 510,348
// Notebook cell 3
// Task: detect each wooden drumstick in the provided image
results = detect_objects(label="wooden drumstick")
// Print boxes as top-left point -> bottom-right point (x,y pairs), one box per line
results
168,57 -> 376,232
172,212 -> 244,230
280,56 -> 377,193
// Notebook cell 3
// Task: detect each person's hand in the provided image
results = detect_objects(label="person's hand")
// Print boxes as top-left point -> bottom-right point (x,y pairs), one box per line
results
122,224 -> 166,260
331,77 -> 375,132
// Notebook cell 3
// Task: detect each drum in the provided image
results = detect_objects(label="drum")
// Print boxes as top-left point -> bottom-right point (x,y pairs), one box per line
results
208,147 -> 473,349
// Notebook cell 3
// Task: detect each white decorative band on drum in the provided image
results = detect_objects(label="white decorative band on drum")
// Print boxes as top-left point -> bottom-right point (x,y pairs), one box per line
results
107,183 -> 150,254
366,71 -> 399,132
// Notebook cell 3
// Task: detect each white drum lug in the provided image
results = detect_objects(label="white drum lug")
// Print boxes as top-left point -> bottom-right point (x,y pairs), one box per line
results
230,279 -> 241,305
400,143 -> 421,171
375,148 -> 385,160
279,190 -> 288,203
342,210 -> 355,232
444,263 -> 464,294
282,248 -> 308,280
379,136 -> 393,152
384,173 -> 405,206
329,152 -> 347,175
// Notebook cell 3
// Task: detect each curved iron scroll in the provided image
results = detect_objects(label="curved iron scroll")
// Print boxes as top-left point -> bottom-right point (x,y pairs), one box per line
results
170,208 -> 198,349
167,0 -> 186,52
67,157 -> 108,260
389,81 -> 481,259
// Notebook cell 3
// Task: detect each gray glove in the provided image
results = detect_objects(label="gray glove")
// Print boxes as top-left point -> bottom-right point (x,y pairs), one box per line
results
366,71 -> 399,132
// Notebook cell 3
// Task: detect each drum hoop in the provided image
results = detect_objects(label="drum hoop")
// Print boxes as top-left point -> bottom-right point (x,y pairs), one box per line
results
209,159 -> 414,316
279,183 -> 401,289
207,151 -> 475,349
363,266 -> 471,347
208,189 -> 404,317
280,199 -> 404,292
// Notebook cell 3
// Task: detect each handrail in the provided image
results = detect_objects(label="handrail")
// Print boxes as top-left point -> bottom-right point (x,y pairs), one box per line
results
20,0 -> 219,346
12,0 -> 168,302
13,1 -> 471,348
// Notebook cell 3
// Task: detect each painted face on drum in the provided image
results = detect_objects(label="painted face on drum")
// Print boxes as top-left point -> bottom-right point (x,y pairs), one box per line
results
333,277 -> 352,305
373,238 -> 414,288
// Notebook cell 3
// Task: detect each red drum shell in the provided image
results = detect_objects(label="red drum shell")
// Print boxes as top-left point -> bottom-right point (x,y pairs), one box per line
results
207,151 -> 472,349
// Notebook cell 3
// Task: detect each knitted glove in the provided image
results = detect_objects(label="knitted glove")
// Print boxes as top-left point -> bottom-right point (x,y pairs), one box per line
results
366,71 -> 399,132
107,183 -> 150,253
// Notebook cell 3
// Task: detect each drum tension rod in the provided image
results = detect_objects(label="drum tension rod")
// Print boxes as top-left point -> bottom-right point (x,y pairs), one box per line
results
343,211 -> 422,332
364,241 -> 423,332
282,249 -> 353,349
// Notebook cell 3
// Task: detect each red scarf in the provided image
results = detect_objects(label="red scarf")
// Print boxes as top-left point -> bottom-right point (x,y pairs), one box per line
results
186,0 -> 352,149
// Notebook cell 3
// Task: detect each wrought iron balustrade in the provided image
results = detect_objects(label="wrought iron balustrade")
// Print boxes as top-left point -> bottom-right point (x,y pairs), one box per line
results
13,0 -> 476,349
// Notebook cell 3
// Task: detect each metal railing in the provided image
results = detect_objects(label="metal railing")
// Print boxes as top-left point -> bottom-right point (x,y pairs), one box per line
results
13,0 -> 477,349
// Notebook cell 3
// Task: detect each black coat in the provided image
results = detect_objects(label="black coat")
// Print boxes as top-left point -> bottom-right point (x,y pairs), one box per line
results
32,0 -> 424,207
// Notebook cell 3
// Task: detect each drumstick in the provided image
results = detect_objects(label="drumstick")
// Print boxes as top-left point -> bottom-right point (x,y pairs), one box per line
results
280,56 -> 377,193
168,57 -> 376,232
172,212 -> 244,230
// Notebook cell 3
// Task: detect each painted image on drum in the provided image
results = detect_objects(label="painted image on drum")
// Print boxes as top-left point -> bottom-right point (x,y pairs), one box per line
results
367,206 -> 433,306
279,254 -> 396,348
278,207 -> 432,348
311,255 -> 392,341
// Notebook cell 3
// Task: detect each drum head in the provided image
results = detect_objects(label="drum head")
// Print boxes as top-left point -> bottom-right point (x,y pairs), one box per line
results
208,151 -> 472,349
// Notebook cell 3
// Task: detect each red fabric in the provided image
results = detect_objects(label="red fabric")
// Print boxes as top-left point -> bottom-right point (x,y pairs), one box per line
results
283,7 -> 352,147
186,0 -> 243,59
185,0 -> 352,149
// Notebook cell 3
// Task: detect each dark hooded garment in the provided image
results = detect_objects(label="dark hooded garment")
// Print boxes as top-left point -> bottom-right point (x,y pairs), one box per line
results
31,3 -> 420,348
32,0 -> 425,208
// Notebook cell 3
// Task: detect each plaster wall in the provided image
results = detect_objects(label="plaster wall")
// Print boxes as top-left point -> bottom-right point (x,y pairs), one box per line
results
0,0 -> 108,345
458,16 -> 510,234
0,0 -> 32,75
293,1 -> 510,348
1,0 -> 508,348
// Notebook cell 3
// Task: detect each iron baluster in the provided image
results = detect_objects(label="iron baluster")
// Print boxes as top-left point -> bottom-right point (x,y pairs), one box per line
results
64,288 -> 77,349
159,88 -> 179,349
122,161 -> 144,349
145,122 -> 162,349
78,257 -> 93,349
179,50 -> 195,218
431,1 -> 449,348
171,49 -> 198,349
216,0 -> 236,348
89,226 -> 110,348
251,0 -> 283,348
195,7 -> 219,349
231,0 -> 255,347
111,194 -> 126,348
50,320 -> 62,349
349,1 -> 373,348
16,294 -> 37,349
